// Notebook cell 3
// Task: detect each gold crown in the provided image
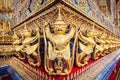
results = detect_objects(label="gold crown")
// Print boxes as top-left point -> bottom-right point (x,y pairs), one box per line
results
54,7 -> 66,26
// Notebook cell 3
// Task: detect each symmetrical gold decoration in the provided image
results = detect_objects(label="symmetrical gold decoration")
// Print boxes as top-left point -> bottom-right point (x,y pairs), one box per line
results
11,2 -> 120,76
44,6 -> 76,75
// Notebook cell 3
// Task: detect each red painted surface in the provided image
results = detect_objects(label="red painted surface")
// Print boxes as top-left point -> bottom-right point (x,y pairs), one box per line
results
2,75 -> 11,80
20,56 -> 102,80
108,60 -> 120,80
16,55 -> 120,80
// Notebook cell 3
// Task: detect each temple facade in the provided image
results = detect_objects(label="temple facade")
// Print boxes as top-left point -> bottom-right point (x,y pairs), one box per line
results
0,0 -> 120,80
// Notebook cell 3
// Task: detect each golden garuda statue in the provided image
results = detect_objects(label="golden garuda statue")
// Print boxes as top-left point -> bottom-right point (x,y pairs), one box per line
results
22,26 -> 41,67
101,33 -> 111,56
12,31 -> 25,60
94,32 -> 105,58
76,23 -> 96,67
44,7 -> 76,75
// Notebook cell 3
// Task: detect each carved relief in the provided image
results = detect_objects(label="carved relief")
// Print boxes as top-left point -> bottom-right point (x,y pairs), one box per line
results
44,7 -> 76,75
94,28 -> 105,58
12,30 -> 25,60
75,21 -> 96,67
12,3 -> 120,76
13,24 -> 41,67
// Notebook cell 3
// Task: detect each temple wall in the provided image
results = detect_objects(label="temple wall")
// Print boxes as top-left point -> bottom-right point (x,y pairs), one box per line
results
7,0 -> 120,78
12,0 -> 120,37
